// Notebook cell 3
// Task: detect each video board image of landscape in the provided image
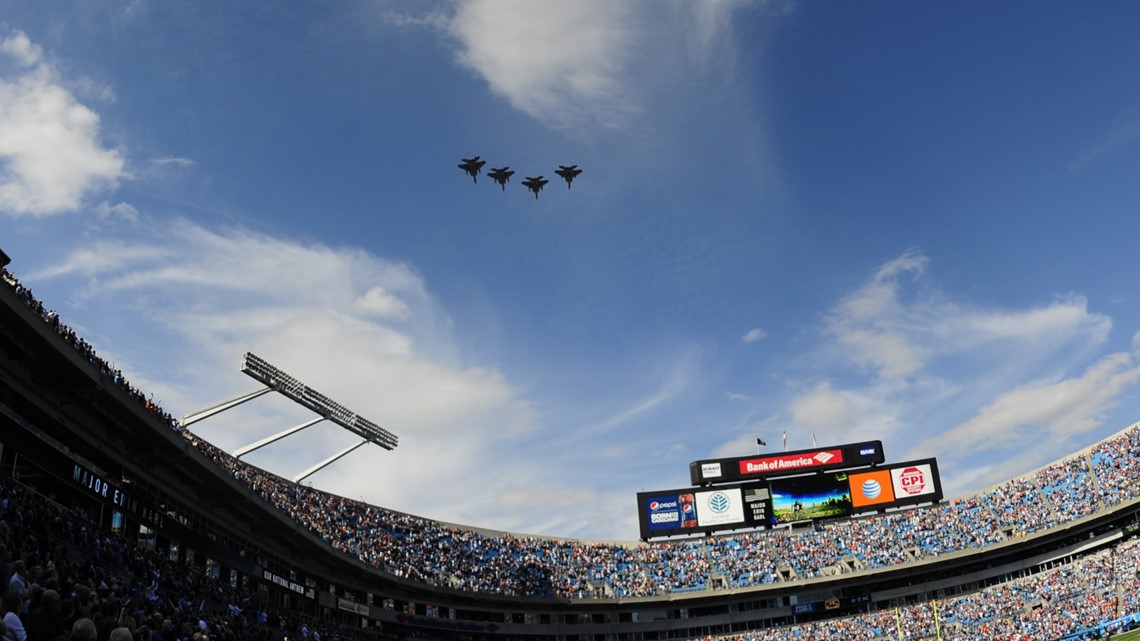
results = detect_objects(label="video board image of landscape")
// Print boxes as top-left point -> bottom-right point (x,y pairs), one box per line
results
770,472 -> 852,524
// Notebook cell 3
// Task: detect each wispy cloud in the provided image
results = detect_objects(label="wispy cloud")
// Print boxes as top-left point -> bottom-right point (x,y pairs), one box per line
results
94,201 -> 139,223
1071,101 -> 1140,170
0,30 -> 125,216
34,218 -> 559,531
742,327 -> 766,343
789,381 -> 855,438
824,248 -> 1112,382
825,248 -> 929,379
778,249 -> 1136,495
920,350 -> 1140,460
447,0 -> 640,130
565,344 -> 702,442
151,156 -> 195,169
384,0 -> 766,132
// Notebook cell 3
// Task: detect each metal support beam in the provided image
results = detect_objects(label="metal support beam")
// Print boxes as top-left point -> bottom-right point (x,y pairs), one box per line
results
291,438 -> 368,484
181,387 -> 272,428
234,416 -> 325,459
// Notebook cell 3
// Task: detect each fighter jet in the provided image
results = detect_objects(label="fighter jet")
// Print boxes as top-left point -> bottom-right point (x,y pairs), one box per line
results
522,176 -> 549,199
458,156 -> 486,183
554,164 -> 582,189
487,166 -> 515,191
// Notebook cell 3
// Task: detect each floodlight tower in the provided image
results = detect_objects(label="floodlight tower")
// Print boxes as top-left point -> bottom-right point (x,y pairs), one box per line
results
181,352 -> 397,482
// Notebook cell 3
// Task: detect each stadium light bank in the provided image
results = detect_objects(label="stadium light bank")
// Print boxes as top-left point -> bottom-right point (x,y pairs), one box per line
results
181,352 -> 397,482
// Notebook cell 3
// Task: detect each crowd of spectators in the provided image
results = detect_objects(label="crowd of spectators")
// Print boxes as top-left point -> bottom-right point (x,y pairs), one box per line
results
191,433 -> 1140,601
0,478 -> 349,641
7,258 -> 1140,640
3,455 -> 1138,641
0,267 -> 181,433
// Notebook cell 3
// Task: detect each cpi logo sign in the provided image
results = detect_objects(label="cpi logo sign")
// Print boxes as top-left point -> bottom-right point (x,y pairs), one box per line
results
898,467 -> 926,494
891,464 -> 935,497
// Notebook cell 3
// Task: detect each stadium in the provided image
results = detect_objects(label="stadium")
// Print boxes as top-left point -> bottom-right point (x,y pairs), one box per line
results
4,253 -> 1140,641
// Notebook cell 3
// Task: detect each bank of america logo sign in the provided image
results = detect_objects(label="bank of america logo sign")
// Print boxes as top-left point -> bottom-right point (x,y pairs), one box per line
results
813,452 -> 835,464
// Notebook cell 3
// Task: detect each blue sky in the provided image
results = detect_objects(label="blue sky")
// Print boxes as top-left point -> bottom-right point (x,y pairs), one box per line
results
3,1 -> 1140,540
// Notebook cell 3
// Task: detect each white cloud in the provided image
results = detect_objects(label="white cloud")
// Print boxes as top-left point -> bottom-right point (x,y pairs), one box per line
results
920,351 -> 1140,459
151,156 -> 195,169
414,0 -> 765,132
826,248 -> 928,378
447,0 -> 640,130
826,249 -> 1112,381
566,344 -> 700,442
0,29 -> 125,216
353,286 -> 411,320
1071,100 -> 1140,169
0,29 -> 43,67
787,249 -> 1140,500
789,381 -> 854,441
34,218 -> 560,531
94,201 -> 139,222
742,327 -> 766,343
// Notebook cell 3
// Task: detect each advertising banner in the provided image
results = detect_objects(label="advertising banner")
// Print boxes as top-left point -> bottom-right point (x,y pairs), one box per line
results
689,440 -> 885,485
847,459 -> 942,514
891,463 -> 936,498
694,488 -> 745,527
637,481 -> 771,539
848,468 -> 896,508
738,449 -> 845,476
642,494 -> 695,533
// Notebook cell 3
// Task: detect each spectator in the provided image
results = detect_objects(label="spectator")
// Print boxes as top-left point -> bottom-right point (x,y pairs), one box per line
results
7,563 -> 26,602
27,590 -> 67,641
2,590 -> 27,641
68,620 -> 96,641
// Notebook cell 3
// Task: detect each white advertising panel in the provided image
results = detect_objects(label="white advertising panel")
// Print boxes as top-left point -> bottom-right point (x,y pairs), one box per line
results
890,464 -> 936,498
695,488 -> 745,527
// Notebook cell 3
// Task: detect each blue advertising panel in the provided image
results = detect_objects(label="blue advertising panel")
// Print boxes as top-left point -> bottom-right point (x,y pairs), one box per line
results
642,492 -> 697,533
637,483 -> 771,540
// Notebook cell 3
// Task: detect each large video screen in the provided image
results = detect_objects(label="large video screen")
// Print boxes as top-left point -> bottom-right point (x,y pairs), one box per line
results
769,472 -> 852,524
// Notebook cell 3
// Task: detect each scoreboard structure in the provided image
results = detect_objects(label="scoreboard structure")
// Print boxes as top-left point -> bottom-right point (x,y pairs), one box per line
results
689,441 -> 885,485
638,439 -> 943,540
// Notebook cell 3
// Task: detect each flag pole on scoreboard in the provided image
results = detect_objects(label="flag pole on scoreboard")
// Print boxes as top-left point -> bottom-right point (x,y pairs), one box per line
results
783,429 -> 787,452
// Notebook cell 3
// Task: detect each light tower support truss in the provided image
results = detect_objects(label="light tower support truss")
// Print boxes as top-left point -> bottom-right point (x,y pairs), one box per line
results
232,416 -> 326,459
180,352 -> 398,480
292,438 -> 370,484
180,387 -> 274,428
240,352 -> 398,450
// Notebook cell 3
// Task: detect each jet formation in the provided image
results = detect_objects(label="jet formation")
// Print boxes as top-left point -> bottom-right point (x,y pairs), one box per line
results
458,157 -> 580,198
